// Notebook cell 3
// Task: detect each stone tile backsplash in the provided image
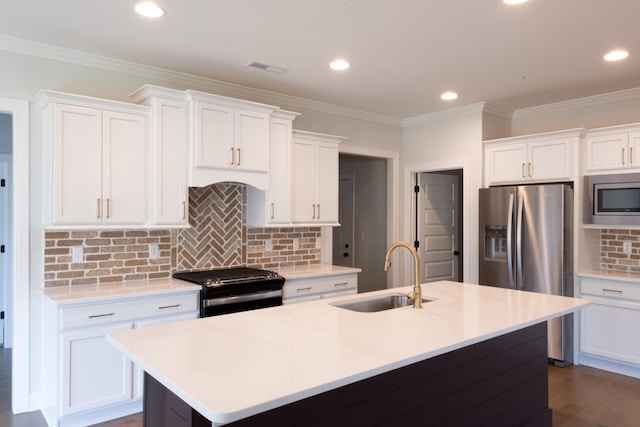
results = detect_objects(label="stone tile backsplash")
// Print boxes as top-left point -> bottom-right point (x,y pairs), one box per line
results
600,229 -> 640,273
43,183 -> 323,287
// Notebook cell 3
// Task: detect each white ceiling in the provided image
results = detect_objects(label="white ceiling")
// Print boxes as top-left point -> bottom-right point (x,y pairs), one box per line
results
2,0 -> 640,119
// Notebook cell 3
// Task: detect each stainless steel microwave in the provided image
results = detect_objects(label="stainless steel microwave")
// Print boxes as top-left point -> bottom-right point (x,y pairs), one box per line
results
585,173 -> 640,225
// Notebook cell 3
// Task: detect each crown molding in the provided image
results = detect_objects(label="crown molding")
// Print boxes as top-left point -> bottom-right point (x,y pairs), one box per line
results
512,86 -> 640,119
402,102 -> 493,127
0,35 -> 403,126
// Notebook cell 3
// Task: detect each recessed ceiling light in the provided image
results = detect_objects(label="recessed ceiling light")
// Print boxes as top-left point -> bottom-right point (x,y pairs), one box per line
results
441,92 -> 458,101
135,2 -> 165,18
330,59 -> 350,71
604,50 -> 629,62
503,0 -> 528,4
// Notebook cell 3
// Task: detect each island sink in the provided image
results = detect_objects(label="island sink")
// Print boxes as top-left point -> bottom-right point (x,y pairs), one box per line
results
330,293 -> 434,312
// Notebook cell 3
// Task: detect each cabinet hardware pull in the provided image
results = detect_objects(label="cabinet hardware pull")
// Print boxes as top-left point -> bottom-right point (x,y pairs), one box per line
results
312,204 -> 316,219
297,287 -> 312,292
237,148 -> 241,165
88,312 -> 114,319
230,147 -> 235,166
622,148 -> 625,165
528,162 -> 532,178
159,304 -> 181,310
521,163 -> 525,178
334,282 -> 348,287
106,198 -> 111,219
317,204 -> 320,219
97,198 -> 101,219
602,288 -> 623,294
631,147 -> 634,165
270,202 -> 275,220
182,201 -> 186,219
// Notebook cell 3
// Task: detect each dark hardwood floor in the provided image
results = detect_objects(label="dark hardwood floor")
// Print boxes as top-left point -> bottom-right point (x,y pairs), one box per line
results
2,346 -> 640,426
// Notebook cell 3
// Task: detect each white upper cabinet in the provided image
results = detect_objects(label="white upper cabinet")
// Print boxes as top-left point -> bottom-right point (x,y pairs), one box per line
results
483,129 -> 583,186
186,91 -> 277,190
131,86 -> 189,226
36,91 -> 149,226
291,130 -> 343,225
246,110 -> 301,226
585,124 -> 640,173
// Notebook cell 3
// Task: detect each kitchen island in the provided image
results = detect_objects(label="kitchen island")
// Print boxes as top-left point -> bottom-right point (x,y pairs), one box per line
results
107,281 -> 589,426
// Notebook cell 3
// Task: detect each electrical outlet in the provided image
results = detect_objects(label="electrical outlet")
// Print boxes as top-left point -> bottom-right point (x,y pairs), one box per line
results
149,243 -> 159,259
623,241 -> 632,254
72,246 -> 83,263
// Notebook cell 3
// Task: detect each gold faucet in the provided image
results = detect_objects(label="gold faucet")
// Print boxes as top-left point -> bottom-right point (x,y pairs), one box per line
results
384,241 -> 423,309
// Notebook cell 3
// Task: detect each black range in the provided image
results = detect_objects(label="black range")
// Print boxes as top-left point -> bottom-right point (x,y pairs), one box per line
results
173,267 -> 285,317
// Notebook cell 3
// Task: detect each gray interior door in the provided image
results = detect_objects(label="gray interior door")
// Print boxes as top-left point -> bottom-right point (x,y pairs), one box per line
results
418,172 -> 460,282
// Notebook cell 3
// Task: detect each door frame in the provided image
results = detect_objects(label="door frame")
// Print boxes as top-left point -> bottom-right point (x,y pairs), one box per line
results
333,173 -> 355,267
0,98 -> 30,414
404,159 -> 470,284
0,153 -> 12,346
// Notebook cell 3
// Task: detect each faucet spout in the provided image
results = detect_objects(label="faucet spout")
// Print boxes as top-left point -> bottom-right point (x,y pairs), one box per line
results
384,241 -> 422,309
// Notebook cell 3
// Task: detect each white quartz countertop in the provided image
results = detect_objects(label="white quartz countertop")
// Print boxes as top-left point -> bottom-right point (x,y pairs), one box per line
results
107,281 -> 589,425
42,278 -> 201,305
578,269 -> 640,284
275,264 -> 361,279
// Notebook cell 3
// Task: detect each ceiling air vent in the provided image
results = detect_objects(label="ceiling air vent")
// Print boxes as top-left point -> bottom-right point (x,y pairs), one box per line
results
246,61 -> 287,74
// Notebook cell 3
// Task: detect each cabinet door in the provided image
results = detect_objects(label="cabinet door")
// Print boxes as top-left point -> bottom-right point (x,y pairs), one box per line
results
193,101 -> 234,169
629,131 -> 640,170
234,109 -> 269,172
53,104 -> 102,224
151,98 -> 188,225
61,323 -> 135,415
484,143 -> 527,185
528,138 -> 572,181
315,141 -> 339,223
585,132 -> 628,172
268,117 -> 292,223
291,138 -> 316,223
580,300 -> 640,365
102,110 -> 147,224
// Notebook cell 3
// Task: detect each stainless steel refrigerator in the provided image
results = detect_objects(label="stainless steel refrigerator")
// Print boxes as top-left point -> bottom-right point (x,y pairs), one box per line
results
479,184 -> 573,367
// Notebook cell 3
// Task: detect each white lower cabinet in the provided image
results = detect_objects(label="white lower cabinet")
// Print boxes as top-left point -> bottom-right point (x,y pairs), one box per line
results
578,277 -> 640,378
283,273 -> 358,304
42,290 -> 199,427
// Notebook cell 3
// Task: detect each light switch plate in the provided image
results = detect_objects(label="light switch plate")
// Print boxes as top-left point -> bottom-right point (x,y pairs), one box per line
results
149,243 -> 159,259
623,241 -> 632,254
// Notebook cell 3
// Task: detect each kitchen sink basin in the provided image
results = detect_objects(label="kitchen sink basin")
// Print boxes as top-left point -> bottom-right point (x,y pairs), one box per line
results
331,294 -> 434,313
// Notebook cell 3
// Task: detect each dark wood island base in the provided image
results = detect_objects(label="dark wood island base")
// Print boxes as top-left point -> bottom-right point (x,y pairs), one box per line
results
145,322 -> 551,427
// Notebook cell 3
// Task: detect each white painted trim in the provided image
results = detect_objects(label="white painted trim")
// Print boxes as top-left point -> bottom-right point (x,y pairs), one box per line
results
0,98 -> 29,414
338,145 -> 401,288
404,159 -> 471,284
0,154 -> 12,348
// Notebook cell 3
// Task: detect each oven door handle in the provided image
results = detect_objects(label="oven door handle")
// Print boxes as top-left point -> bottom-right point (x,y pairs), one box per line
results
203,290 -> 282,308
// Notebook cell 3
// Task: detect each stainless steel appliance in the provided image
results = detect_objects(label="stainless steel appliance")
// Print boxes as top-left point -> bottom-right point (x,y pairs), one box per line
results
585,172 -> 640,225
173,267 -> 285,317
479,183 -> 573,367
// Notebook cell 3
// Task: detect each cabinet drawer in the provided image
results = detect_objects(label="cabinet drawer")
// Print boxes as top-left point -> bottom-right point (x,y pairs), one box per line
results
61,292 -> 198,330
580,278 -> 640,302
283,274 -> 357,299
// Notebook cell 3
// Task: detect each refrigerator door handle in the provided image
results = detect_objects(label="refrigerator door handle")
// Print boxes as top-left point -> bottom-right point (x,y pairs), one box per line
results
516,194 -> 525,287
506,193 -> 515,288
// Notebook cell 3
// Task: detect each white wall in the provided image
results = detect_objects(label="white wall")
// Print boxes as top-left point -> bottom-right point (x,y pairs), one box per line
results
401,108 -> 484,284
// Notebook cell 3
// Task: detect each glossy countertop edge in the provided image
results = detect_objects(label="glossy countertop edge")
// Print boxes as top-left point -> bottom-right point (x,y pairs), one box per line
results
42,278 -> 201,305
578,269 -> 640,283
107,281 -> 589,425
274,264 -> 361,279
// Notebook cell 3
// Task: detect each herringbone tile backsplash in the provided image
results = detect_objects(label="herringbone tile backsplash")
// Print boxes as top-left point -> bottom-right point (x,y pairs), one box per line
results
44,183 -> 323,286
177,183 -> 245,270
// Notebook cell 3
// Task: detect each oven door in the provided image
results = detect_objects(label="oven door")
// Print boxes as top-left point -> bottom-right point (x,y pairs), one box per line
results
201,289 -> 283,317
